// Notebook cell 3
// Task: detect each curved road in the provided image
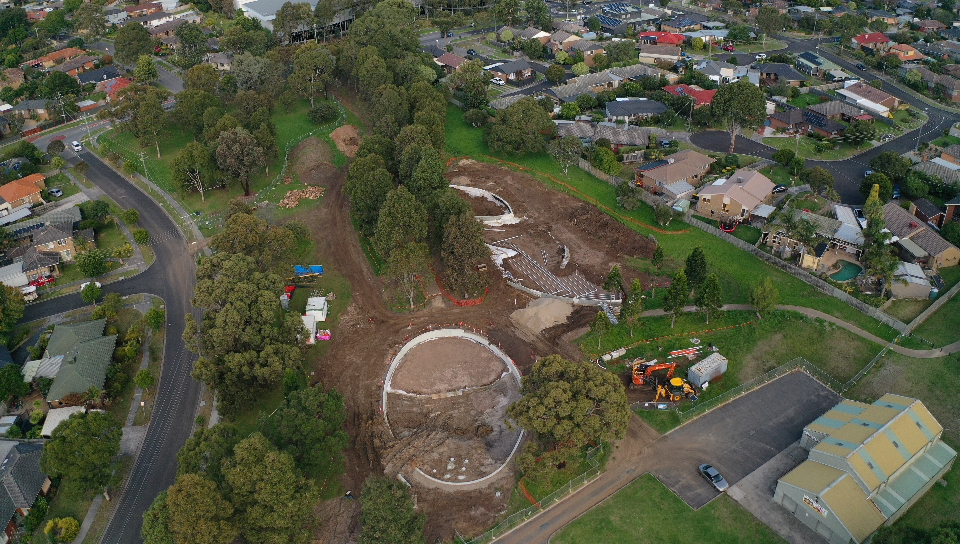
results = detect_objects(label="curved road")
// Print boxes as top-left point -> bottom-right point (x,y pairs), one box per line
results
24,151 -> 199,544
691,37 -> 960,205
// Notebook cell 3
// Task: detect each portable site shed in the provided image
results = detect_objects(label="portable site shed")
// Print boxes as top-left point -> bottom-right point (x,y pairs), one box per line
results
687,352 -> 728,388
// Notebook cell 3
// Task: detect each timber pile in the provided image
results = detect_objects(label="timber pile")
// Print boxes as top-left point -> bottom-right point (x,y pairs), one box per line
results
279,186 -> 325,208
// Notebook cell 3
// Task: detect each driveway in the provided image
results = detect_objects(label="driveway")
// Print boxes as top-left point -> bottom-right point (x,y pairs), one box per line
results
24,151 -> 200,544
639,371 -> 840,509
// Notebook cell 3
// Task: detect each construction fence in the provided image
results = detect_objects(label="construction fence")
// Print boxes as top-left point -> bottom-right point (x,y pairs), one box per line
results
455,445 -> 604,544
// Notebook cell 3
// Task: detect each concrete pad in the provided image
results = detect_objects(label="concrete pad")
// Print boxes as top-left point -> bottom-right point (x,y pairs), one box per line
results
121,426 -> 146,456
729,441 -> 828,544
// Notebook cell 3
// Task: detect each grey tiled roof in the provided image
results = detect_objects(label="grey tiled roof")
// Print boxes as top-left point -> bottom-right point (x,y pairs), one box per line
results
913,198 -> 943,218
807,100 -> 866,118
0,443 -> 46,528
605,99 -> 668,117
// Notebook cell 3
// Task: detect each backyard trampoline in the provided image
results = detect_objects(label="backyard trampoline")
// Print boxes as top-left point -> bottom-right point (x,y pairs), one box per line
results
830,261 -> 862,281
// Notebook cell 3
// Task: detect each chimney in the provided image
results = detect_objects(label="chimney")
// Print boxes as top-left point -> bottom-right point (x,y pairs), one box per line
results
737,176 -> 743,183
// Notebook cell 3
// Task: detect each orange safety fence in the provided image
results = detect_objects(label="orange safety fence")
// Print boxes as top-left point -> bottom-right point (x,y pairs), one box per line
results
431,267 -> 489,306
518,478 -> 540,508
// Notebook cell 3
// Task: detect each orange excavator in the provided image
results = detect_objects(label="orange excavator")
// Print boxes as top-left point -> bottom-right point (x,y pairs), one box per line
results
630,360 -> 678,388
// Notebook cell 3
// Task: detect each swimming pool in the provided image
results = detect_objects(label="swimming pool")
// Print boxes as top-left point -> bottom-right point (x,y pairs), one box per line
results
830,261 -> 863,281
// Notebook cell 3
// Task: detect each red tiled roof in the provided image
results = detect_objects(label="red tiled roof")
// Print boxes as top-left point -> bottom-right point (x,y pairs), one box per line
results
103,78 -> 133,101
853,32 -> 890,45
436,52 -> 467,69
637,32 -> 686,45
0,174 -> 44,204
664,84 -> 717,106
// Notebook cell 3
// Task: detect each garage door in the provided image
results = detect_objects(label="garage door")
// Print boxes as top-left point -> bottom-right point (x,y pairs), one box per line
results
782,496 -> 798,514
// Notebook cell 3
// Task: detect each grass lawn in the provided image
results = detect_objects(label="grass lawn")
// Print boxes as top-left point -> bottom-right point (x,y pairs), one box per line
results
762,135 -> 872,160
553,474 -> 785,544
884,298 -> 933,323
760,164 -> 795,187
42,172 -> 81,201
785,192 -> 829,214
98,98 -> 332,219
788,94 -> 825,108
908,292 -> 960,347
932,135 -> 960,148
446,106 -> 901,341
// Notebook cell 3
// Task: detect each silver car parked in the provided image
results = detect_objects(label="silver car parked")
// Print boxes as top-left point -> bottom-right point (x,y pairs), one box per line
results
698,464 -> 729,492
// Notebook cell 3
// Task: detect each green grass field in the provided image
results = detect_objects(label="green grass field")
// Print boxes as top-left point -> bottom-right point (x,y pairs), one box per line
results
762,135 -> 871,160
553,474 -> 785,544
446,106 -> 900,341
788,94 -> 825,108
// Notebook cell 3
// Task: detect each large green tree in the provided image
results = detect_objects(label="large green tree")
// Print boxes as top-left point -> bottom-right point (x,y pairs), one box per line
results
166,473 -> 237,544
508,354 -> 630,447
620,278 -> 644,337
216,127 -> 265,196
73,2 -> 106,40
0,285 -> 25,344
663,269 -> 689,328
289,43 -> 335,107
695,273 -> 723,324
346,154 -> 395,236
861,184 -> 900,298
173,22 -> 207,69
141,491 -> 175,544
684,246 -> 708,287
869,151 -> 912,183
0,364 -> 29,402
711,79 -> 767,153
449,60 -> 490,110
40,412 -> 121,489
258,386 -> 348,481
184,254 -> 304,413
177,422 -> 242,487
210,212 -> 295,272
440,211 -> 491,298
800,166 -> 835,196
224,433 -> 318,544
860,172 -> 893,202
549,135 -> 583,174
359,476 -> 425,544
171,141 -> 218,201
844,120 -> 877,149
374,186 -> 428,261
750,277 -> 780,319
115,22 -> 154,64
486,97 -> 556,155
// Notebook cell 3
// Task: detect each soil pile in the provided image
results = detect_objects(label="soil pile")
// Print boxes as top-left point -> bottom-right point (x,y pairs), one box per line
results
331,125 -> 361,157
279,186 -> 325,208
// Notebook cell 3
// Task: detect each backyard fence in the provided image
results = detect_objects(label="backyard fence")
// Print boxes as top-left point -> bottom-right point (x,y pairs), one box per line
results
684,211 -> 909,333
455,445 -> 604,544
577,159 -> 667,210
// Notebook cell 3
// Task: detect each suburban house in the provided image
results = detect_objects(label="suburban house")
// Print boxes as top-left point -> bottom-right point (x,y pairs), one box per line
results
0,262 -> 28,289
890,261 -> 932,299
8,101 -> 50,121
804,110 -> 848,138
204,52 -> 233,71
22,319 -> 118,406
549,64 -> 676,102
807,100 -> 873,122
105,7 -> 128,25
488,59 -> 534,82
552,20 -> 587,35
941,144 -> 960,166
768,108 -> 808,133
837,82 -> 899,116
775,395 -> 956,544
865,9 -> 898,25
604,99 -> 668,122
910,198 -> 946,229
637,32 -> 686,45
696,169 -> 774,220
660,16 -> 703,33
796,51 -> 842,79
768,107 -> 848,137
150,18 -> 187,38
884,202 -> 960,269
568,40 -> 605,66
517,26 -> 551,44
852,32 -> 892,53
48,55 -> 98,77
945,194 -> 960,223
101,78 -> 133,102
435,52 -> 467,74
915,67 -> 960,102
548,30 -> 581,52
913,159 -> 960,185
636,150 -> 715,193
889,43 -> 926,63
40,406 -> 87,438
27,223 -> 77,261
77,66 -> 123,86
755,63 -> 807,86
8,245 -> 61,282
555,121 -> 658,152
664,84 -> 716,107
124,2 -> 162,18
21,48 -> 86,70
0,174 -> 45,208
0,441 -> 49,543
917,19 -> 947,33
636,44 -> 681,65
695,60 -> 738,84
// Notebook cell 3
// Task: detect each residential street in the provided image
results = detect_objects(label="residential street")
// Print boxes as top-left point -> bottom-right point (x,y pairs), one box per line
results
23,150 -> 200,544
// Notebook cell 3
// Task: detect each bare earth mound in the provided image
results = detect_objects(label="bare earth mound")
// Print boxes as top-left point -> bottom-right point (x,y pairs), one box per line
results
330,125 -> 361,157
289,136 -> 339,185
391,337 -> 506,395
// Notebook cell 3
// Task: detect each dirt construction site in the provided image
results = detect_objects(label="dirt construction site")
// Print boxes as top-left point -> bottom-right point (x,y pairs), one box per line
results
296,125 -> 667,541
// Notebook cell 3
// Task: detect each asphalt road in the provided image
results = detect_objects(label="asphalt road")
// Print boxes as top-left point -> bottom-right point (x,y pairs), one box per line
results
24,151 -> 200,544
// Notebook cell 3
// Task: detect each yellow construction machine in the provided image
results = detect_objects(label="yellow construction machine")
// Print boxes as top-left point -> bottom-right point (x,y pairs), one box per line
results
654,377 -> 699,402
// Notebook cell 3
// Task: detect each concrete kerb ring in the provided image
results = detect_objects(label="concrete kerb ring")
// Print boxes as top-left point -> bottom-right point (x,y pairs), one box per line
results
381,328 -> 525,487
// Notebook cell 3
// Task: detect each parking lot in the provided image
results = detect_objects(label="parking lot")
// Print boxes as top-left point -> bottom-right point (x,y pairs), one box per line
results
639,371 -> 840,509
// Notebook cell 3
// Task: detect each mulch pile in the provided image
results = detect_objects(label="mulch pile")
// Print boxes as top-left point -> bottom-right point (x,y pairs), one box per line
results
279,186 -> 325,208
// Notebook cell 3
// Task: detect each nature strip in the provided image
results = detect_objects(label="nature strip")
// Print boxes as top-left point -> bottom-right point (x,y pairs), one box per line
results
590,320 -> 756,360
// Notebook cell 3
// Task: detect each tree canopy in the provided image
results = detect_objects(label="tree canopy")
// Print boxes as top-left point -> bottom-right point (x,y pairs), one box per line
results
359,476 -> 425,544
485,97 -> 556,155
711,79 -> 766,153
40,412 -> 121,489
210,212 -> 295,271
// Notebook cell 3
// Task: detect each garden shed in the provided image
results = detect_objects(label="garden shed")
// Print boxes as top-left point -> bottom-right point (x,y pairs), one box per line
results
687,352 -> 727,388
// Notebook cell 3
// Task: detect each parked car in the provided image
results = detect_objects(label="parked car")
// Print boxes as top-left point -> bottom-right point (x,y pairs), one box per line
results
30,275 -> 54,287
854,208 -> 868,229
71,141 -> 82,152
755,53 -> 767,61
49,187 -> 63,198
881,134 -> 894,142
864,170 -> 873,178
893,184 -> 901,199
466,48 -> 478,56
722,44 -> 735,52
698,464 -> 729,492
856,63 -> 867,70
772,184 -> 788,194
20,285 -> 38,302
490,77 -> 505,86
80,281 -> 102,291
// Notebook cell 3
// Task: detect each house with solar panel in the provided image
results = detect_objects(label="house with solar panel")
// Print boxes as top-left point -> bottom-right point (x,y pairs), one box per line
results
774,395 -> 956,544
